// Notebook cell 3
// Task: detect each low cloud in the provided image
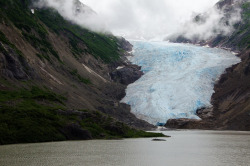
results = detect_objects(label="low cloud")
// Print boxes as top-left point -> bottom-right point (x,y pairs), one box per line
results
34,0 -> 242,41
34,0 -> 110,33
168,0 -> 242,41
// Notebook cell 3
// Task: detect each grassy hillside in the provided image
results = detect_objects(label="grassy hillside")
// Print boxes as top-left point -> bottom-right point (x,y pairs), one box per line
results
36,9 -> 121,63
0,0 -> 122,63
237,1 -> 250,49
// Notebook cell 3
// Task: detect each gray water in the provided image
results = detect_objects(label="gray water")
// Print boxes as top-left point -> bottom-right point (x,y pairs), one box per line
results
1,130 -> 250,166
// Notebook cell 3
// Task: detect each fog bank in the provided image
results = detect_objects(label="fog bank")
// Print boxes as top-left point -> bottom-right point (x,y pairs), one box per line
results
35,0 -> 242,41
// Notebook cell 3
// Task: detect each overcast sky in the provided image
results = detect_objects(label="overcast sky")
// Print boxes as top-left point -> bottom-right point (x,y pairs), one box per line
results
79,0 -> 220,40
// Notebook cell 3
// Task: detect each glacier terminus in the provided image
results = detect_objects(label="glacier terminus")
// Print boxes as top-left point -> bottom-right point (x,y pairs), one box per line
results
121,41 -> 241,125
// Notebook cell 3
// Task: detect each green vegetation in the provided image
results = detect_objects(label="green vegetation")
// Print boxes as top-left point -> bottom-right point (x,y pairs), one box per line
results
0,30 -> 34,74
1,0 -> 124,63
0,85 -> 164,145
0,0 -> 123,63
36,53 -> 51,62
22,32 -> 61,62
0,0 -> 62,63
69,37 -> 85,59
229,2 -> 250,49
242,2 -> 250,22
0,31 -> 20,53
239,2 -> 250,49
218,2 -> 250,50
0,31 -> 12,46
70,69 -> 91,84
36,9 -> 122,63
0,86 -> 66,104
0,30 -> 27,67
0,0 -> 47,38
0,86 -> 67,144
78,110 -> 165,139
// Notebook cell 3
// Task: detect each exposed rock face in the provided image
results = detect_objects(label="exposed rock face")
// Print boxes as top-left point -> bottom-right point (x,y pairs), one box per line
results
169,35 -> 193,44
0,43 -> 35,80
116,37 -> 133,52
110,64 -> 143,85
216,0 -> 234,9
196,107 -> 214,120
73,0 -> 96,16
97,101 -> 155,130
165,119 -> 203,129
211,50 -> 250,130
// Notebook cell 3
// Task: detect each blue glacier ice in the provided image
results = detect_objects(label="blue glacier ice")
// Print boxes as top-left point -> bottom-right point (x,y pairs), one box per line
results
121,41 -> 240,125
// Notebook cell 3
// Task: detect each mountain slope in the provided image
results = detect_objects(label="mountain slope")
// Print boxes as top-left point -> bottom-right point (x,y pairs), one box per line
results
0,0 -> 161,145
209,1 -> 250,130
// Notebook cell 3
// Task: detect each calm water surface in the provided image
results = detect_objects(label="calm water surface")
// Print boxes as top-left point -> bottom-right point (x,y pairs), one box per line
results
0,130 -> 250,166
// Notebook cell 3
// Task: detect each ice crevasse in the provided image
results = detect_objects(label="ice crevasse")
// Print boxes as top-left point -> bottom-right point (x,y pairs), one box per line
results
121,41 -> 240,125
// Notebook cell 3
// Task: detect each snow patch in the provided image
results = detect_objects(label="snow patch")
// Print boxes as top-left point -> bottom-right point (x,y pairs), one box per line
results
203,44 -> 210,48
116,66 -> 125,70
82,64 -> 107,82
40,67 -> 63,85
31,9 -> 35,14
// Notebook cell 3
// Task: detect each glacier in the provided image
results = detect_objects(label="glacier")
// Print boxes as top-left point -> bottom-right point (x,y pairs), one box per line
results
121,41 -> 240,125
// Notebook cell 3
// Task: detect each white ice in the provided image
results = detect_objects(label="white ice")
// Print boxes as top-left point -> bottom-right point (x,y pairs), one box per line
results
121,41 -> 240,125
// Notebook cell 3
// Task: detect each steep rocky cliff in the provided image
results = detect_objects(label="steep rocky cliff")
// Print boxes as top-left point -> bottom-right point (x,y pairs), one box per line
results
0,0 -> 162,145
166,0 -> 250,130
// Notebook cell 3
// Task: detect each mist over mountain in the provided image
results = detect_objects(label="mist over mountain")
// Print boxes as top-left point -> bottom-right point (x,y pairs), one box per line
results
35,0 -> 222,40
34,0 -> 109,33
168,0 -> 247,43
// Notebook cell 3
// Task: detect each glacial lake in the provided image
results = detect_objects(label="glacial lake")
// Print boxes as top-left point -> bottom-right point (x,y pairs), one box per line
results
1,130 -> 250,166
